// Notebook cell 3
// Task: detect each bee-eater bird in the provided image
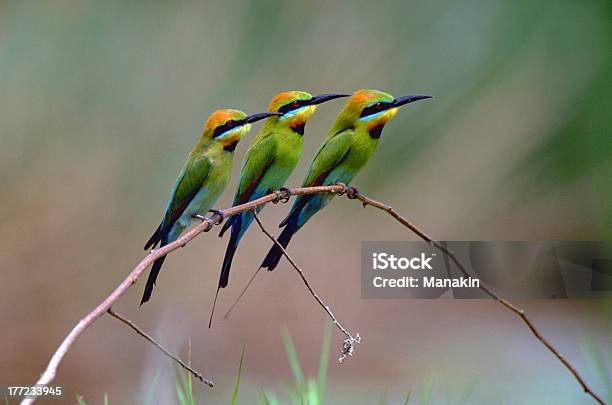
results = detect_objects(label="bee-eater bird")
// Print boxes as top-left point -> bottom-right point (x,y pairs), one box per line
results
218,92 -> 350,286
260,89 -> 432,271
141,109 -> 280,305
209,91 -> 349,325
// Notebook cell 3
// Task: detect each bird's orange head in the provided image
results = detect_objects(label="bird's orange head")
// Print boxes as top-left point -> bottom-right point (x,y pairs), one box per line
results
201,109 -> 280,149
265,91 -> 349,134
333,89 -> 432,136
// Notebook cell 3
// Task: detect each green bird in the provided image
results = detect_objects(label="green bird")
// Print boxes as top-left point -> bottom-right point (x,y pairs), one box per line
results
141,109 -> 280,305
260,89 -> 431,271
218,92 -> 350,284
210,91 -> 348,323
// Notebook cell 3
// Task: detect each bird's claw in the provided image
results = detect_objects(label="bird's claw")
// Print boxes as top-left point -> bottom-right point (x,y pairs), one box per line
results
334,183 -> 348,196
273,187 -> 291,204
279,187 -> 292,203
346,186 -> 360,199
334,183 -> 359,199
192,213 -> 207,221
208,209 -> 225,224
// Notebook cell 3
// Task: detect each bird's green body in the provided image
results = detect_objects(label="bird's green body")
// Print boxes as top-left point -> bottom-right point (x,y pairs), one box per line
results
141,109 -> 278,305
164,140 -> 233,239
261,89 -> 431,270
217,91 -> 349,290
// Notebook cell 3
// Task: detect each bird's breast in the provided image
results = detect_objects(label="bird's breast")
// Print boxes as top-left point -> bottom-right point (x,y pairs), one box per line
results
276,132 -> 303,167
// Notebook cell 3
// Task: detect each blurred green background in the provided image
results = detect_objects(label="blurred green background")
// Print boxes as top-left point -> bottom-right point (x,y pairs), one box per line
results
1,0 -> 611,403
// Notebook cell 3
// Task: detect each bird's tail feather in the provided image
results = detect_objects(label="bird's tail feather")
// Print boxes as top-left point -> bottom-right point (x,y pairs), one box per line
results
218,215 -> 233,238
140,253 -> 167,305
208,286 -> 221,328
144,222 -> 163,250
260,220 -> 298,271
219,216 -> 242,288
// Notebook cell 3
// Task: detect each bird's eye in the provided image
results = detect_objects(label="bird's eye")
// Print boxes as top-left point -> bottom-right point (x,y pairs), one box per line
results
359,101 -> 390,118
279,100 -> 303,114
213,120 -> 239,138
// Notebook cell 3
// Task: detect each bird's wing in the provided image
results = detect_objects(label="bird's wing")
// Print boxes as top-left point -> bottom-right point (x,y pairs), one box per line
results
153,155 -> 211,243
280,128 -> 354,225
234,132 -> 278,205
303,128 -> 354,187
218,132 -> 277,237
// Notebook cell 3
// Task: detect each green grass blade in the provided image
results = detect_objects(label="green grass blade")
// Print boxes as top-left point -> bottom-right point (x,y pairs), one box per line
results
282,382 -> 301,404
580,334 -> 612,401
259,390 -> 279,405
187,339 -> 194,405
231,345 -> 246,405
257,391 -> 267,405
419,373 -> 435,405
281,328 -> 305,392
378,388 -> 388,405
175,380 -> 188,405
174,364 -> 187,404
103,393 -> 109,405
457,376 -> 479,405
174,340 -> 196,405
143,365 -> 163,405
75,394 -> 87,405
306,378 -> 320,405
316,323 -> 331,400
403,390 -> 412,405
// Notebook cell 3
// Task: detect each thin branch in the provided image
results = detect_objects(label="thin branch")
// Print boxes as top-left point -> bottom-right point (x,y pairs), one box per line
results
251,210 -> 360,363
107,308 -> 213,387
24,183 -> 606,405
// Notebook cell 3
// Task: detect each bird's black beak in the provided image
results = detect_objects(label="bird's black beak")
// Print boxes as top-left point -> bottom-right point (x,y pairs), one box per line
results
244,111 -> 283,123
392,95 -> 432,108
309,93 -> 351,105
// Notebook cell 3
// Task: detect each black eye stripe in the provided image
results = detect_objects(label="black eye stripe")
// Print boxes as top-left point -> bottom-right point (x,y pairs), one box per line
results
213,119 -> 245,138
359,101 -> 392,118
278,99 -> 308,114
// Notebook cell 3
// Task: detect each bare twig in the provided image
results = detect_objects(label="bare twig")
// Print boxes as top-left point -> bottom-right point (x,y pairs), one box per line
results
251,210 -> 361,362
107,308 -> 213,387
24,183 -> 606,405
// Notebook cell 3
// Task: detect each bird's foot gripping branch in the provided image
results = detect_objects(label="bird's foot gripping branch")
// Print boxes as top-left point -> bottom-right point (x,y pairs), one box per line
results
272,187 -> 292,204
335,183 -> 360,200
23,183 -> 607,405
